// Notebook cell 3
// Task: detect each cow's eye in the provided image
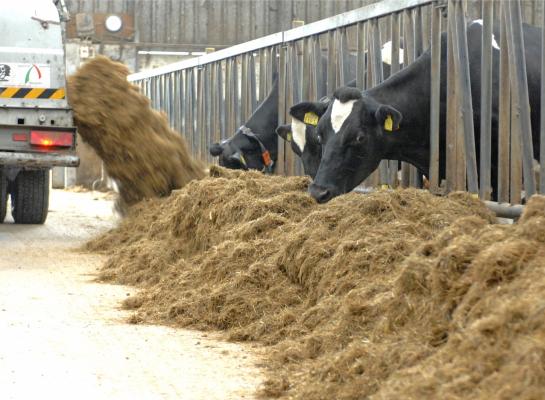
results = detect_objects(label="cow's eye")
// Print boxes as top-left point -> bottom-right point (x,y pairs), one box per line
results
355,135 -> 367,145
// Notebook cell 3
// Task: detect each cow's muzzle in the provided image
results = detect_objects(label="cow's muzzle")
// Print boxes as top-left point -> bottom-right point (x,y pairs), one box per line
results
309,183 -> 334,204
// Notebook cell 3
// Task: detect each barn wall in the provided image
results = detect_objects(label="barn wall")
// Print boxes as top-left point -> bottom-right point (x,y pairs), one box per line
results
64,0 -> 382,48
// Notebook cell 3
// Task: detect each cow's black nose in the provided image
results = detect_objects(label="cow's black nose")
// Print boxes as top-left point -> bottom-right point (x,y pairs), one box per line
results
309,184 -> 333,203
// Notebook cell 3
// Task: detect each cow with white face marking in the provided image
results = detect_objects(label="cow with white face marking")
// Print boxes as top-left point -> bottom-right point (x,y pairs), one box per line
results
303,21 -> 542,203
276,100 -> 330,178
275,40 -> 405,177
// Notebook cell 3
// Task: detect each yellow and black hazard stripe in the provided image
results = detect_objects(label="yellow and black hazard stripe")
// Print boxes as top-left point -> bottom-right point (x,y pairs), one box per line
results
0,87 -> 65,99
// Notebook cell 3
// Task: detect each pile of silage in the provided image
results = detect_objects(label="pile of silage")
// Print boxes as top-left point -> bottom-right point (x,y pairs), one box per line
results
87,167 -> 545,399
67,56 -> 204,212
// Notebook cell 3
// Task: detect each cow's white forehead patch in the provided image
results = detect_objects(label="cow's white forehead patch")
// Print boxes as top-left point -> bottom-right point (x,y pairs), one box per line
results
331,99 -> 356,134
381,41 -> 405,65
291,117 -> 306,151
472,19 -> 500,50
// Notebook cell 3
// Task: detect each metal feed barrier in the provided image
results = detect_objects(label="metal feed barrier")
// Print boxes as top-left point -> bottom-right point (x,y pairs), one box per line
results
129,0 -> 545,214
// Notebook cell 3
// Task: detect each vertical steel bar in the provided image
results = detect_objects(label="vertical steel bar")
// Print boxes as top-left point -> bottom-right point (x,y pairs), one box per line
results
414,6 -> 423,58
371,18 -> 389,186
340,27 -> 351,85
480,0 -> 493,199
225,59 -> 232,137
204,65 -> 212,163
498,4 -> 511,202
241,53 -> 249,120
356,22 -> 365,90
401,8 -> 416,187
291,43 -> 301,105
258,48 -> 265,102
452,0 -> 479,194
429,2 -> 442,191
327,30 -> 336,94
249,53 -> 257,112
506,0 -> 536,198
446,0 -> 464,192
390,13 -> 401,76
233,57 -> 240,129
313,35 -> 325,98
187,69 -> 195,154
502,0 -> 523,204
286,43 -> 297,176
302,37 -> 311,103
277,45 -> 287,176
218,61 -> 225,140
541,0 -> 545,194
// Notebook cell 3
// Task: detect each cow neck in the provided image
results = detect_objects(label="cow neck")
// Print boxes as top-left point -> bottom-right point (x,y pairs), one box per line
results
244,77 -> 279,160
366,52 -> 432,174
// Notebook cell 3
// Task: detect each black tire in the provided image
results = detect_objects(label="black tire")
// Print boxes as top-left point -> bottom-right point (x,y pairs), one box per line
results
10,169 -> 50,224
0,170 -> 7,223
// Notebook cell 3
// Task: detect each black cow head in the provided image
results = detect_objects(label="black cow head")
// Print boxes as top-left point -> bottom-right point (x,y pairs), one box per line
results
209,128 -> 272,171
305,86 -> 402,203
275,101 -> 329,178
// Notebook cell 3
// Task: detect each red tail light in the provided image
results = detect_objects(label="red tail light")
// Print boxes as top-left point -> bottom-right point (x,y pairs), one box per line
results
30,131 -> 73,147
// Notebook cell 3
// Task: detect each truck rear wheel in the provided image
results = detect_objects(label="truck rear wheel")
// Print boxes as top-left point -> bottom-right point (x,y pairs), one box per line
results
10,169 -> 49,224
0,171 -> 7,223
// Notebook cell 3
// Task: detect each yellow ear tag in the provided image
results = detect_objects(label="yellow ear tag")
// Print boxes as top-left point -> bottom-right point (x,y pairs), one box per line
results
239,154 -> 246,166
286,132 -> 292,142
304,112 -> 319,126
384,115 -> 393,132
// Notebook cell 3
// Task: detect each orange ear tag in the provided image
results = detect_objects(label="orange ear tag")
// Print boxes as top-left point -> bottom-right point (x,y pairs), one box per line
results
262,150 -> 272,166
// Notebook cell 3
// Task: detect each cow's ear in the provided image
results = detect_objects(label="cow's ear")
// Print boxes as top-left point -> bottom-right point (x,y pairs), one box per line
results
276,124 -> 292,142
209,142 -> 223,156
289,102 -> 328,126
375,104 -> 402,132
333,86 -> 363,102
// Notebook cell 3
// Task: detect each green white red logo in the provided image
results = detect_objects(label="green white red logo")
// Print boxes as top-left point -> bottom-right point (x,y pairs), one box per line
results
24,64 -> 42,83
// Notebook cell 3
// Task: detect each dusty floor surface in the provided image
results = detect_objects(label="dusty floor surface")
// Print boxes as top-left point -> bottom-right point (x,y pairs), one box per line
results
0,189 -> 263,400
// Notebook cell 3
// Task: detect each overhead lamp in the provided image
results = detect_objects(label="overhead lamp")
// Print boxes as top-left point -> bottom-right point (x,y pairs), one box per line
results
105,14 -> 123,33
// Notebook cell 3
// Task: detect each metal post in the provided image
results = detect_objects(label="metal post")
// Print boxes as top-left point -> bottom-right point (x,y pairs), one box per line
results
498,4 -> 510,202
480,0 -> 493,199
327,30 -> 336,94
277,45 -> 288,176
541,0 -> 545,194
429,2 -> 441,191
452,0 -> 479,194
302,37 -> 310,104
218,62 -> 225,140
506,0 -> 536,198
356,22 -> 365,90
313,35 -> 325,98
249,53 -> 257,112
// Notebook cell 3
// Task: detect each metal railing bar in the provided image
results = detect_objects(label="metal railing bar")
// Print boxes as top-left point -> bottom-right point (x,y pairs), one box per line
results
429,1 -> 441,191
129,0 -> 433,82
479,0 -> 493,199
506,0 -> 536,197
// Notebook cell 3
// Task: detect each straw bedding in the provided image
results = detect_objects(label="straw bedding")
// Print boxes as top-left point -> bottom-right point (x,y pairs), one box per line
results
85,166 -> 545,399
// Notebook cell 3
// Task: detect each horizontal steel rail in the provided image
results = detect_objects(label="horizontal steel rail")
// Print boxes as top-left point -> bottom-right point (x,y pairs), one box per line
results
128,0 -> 432,82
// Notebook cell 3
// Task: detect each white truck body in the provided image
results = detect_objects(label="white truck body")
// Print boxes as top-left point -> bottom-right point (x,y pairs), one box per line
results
0,0 -> 79,224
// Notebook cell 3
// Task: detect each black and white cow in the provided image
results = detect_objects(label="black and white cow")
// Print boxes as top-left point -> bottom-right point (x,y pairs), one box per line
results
299,21 -> 542,203
209,74 -> 279,172
275,42 -> 406,178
